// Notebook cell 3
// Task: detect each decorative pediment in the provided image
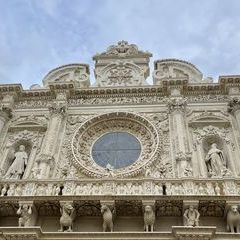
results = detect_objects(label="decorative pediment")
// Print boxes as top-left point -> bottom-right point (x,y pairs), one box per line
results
95,61 -> 147,87
153,59 -> 212,85
9,116 -> 47,132
42,64 -> 90,88
188,112 -> 230,128
93,41 -> 152,87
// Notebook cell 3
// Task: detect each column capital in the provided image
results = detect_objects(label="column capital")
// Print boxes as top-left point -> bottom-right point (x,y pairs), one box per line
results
227,97 -> 240,114
36,154 -> 54,165
48,102 -> 67,117
183,200 -> 199,210
0,105 -> 12,120
167,97 -> 187,114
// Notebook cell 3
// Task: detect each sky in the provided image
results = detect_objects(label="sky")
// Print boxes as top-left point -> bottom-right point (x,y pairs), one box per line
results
0,0 -> 240,89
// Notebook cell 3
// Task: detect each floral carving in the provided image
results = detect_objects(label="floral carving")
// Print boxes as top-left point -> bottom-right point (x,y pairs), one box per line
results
69,112 -> 160,178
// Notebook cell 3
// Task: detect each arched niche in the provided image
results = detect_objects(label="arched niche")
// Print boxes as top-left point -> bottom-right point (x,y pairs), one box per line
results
0,129 -> 44,180
191,124 -> 236,178
188,111 -> 238,178
202,135 -> 231,177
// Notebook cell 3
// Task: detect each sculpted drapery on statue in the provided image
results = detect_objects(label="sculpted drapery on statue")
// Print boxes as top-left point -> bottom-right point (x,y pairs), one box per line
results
5,145 -> 28,179
205,143 -> 227,177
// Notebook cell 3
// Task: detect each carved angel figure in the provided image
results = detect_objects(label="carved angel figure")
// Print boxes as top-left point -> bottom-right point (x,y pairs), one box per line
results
144,205 -> 155,232
205,143 -> 227,177
101,204 -> 114,232
5,145 -> 28,179
59,203 -> 75,232
183,205 -> 200,227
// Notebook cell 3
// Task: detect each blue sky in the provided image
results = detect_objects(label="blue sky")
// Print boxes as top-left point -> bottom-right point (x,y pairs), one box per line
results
0,0 -> 240,88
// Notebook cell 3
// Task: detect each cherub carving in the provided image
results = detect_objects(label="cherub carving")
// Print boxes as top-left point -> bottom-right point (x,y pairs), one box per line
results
144,205 -> 155,232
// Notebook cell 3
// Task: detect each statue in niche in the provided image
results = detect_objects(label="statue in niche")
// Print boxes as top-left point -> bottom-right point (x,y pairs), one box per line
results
183,205 -> 200,227
205,143 -> 228,177
5,145 -> 28,179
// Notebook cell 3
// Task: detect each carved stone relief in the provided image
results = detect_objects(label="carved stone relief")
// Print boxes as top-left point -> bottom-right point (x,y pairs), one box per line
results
68,112 -> 160,178
96,61 -> 146,87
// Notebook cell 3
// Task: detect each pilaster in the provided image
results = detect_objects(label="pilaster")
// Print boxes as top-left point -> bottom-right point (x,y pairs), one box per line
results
36,92 -> 68,179
168,97 -> 192,177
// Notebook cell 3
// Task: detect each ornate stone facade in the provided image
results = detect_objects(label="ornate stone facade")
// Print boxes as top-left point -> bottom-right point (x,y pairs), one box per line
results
0,41 -> 240,239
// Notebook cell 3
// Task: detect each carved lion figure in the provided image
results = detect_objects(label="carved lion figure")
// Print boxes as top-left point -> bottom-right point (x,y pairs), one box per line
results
227,205 -> 240,233
59,203 -> 75,232
101,204 -> 114,232
144,205 -> 155,232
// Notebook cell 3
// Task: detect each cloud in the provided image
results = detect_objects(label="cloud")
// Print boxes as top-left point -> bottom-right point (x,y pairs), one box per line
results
0,0 -> 239,88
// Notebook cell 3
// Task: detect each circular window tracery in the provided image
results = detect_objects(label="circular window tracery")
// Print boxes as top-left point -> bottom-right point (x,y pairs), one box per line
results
70,112 -> 159,178
92,132 -> 141,169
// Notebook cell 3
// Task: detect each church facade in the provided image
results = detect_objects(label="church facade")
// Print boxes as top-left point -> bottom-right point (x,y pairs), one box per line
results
0,41 -> 240,239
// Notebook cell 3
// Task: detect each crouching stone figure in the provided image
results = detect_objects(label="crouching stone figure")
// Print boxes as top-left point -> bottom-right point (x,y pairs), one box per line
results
227,205 -> 240,233
59,202 -> 75,232
144,205 -> 155,232
101,204 -> 114,232
183,205 -> 200,227
17,203 -> 37,227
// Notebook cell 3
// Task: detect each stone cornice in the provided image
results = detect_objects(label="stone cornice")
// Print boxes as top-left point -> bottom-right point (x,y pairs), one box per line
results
0,226 -> 240,240
1,77 -> 240,104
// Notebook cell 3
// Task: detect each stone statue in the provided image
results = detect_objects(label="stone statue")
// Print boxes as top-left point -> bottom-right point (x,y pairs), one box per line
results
227,205 -> 240,233
5,145 -> 28,179
17,204 -> 36,227
144,205 -> 155,232
59,203 -> 75,232
205,143 -> 226,177
1,184 -> 8,196
183,206 -> 200,227
101,204 -> 114,232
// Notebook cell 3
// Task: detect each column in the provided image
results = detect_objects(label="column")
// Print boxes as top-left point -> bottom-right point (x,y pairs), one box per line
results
37,93 -> 67,179
0,93 -> 14,135
0,107 -> 11,139
228,97 -> 240,132
0,95 -> 14,175
227,98 -> 240,175
168,97 -> 192,177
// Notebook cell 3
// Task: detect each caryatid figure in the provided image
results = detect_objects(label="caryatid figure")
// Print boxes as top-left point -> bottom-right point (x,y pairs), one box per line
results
183,205 -> 200,227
